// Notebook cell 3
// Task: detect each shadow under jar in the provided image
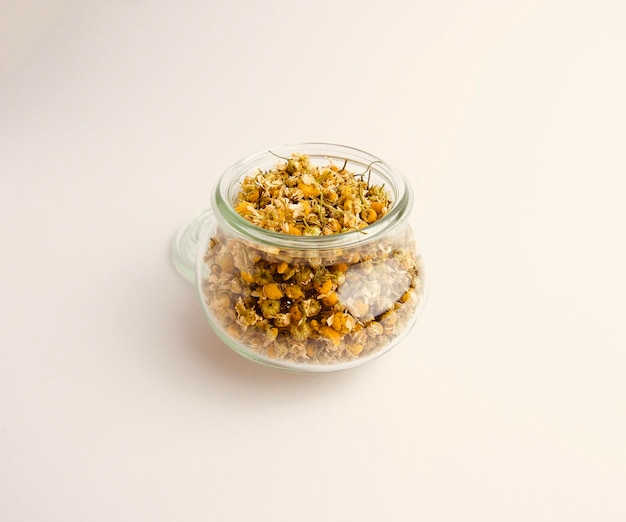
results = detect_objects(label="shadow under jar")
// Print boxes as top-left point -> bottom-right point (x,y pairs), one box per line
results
171,143 -> 427,373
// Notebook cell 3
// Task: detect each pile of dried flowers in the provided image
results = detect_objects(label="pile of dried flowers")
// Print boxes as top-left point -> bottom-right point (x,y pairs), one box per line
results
201,153 -> 424,365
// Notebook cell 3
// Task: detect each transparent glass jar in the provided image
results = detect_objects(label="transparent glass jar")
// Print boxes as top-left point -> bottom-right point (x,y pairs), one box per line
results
171,143 -> 427,372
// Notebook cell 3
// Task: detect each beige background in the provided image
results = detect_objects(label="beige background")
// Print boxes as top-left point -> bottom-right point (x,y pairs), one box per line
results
1,0 -> 625,520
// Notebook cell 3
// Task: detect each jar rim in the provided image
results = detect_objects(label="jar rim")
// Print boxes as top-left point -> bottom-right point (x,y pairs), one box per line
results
211,142 -> 413,251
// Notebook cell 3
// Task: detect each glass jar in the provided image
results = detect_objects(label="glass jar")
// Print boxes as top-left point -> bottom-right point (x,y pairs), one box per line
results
171,143 -> 427,372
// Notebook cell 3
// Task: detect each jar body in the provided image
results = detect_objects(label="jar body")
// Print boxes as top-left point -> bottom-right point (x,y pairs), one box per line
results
194,144 -> 426,372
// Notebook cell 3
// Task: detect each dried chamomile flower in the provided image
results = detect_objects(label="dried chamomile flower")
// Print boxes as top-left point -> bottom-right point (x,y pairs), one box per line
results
199,153 -> 424,366
234,153 -> 391,235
